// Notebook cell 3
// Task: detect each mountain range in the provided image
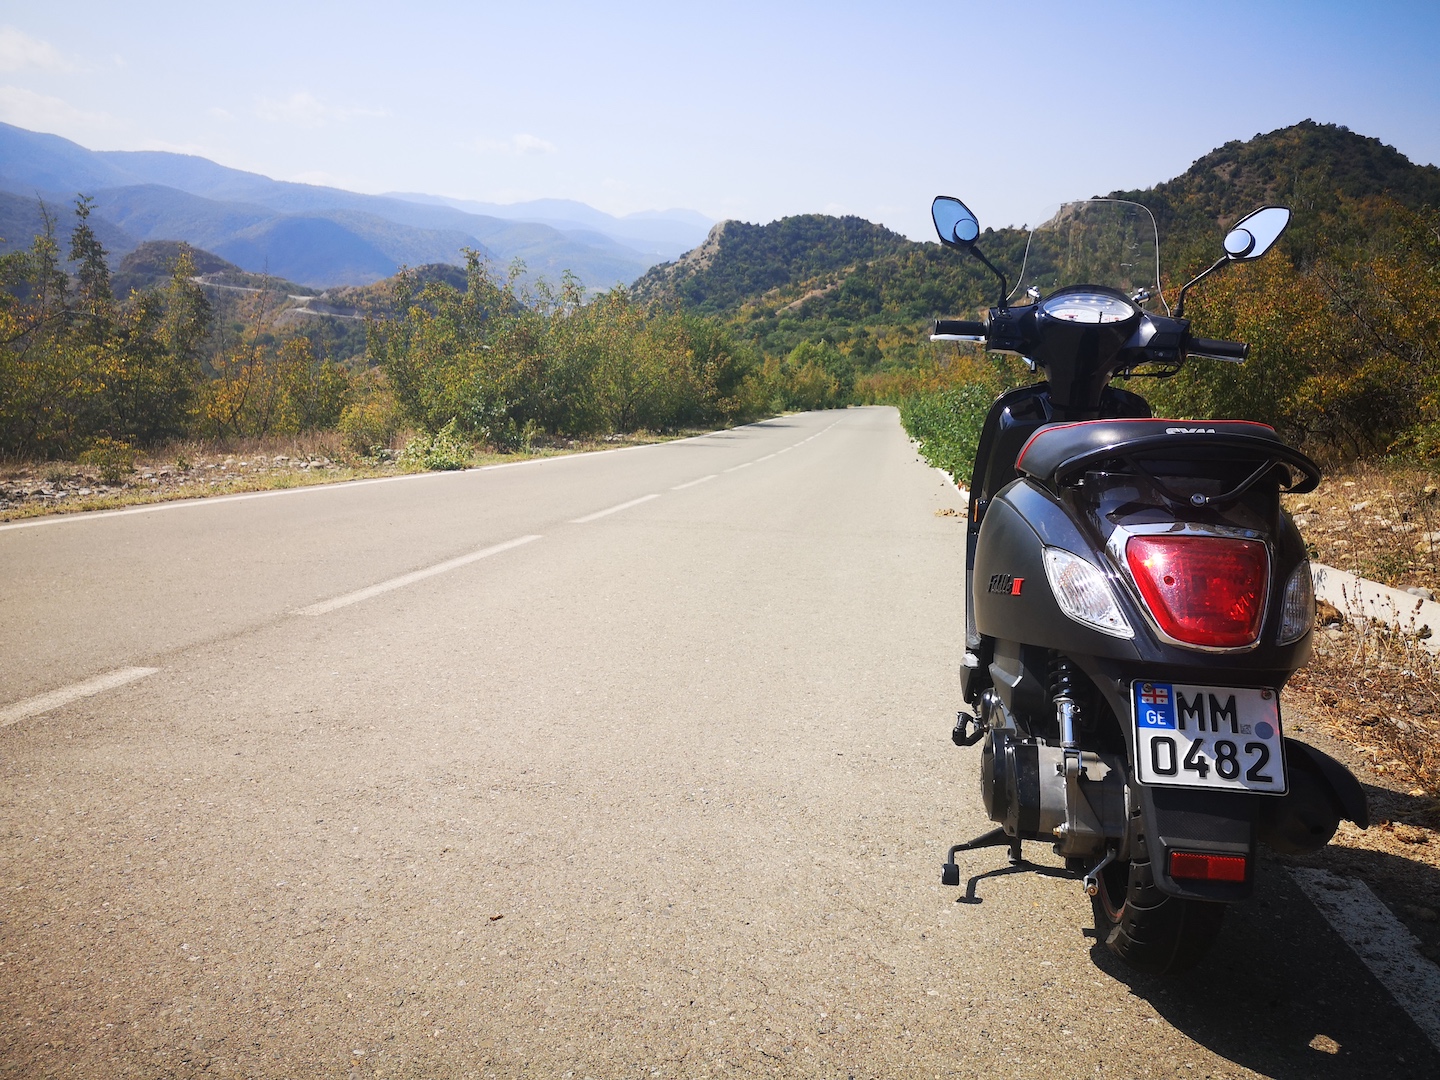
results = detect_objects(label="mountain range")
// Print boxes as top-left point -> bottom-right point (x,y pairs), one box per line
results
634,121 -> 1440,358
8,117 -> 1435,350
0,122 -> 712,290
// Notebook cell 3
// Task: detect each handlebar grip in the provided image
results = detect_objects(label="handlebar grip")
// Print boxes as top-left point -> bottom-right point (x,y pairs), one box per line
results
1187,337 -> 1249,362
933,319 -> 987,337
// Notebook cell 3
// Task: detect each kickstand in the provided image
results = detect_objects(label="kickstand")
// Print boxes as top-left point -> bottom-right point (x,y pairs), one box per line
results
941,826 -> 1024,885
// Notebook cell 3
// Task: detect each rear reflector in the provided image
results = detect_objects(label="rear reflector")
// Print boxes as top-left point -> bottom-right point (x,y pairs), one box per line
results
1169,851 -> 1248,883
1126,535 -> 1268,648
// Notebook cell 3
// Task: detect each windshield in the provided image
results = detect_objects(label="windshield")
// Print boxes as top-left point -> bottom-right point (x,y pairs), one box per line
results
1012,199 -> 1166,313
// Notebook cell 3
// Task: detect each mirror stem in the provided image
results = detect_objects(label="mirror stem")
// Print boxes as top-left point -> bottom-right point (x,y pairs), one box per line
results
969,247 -> 1009,311
1174,255 -> 1228,320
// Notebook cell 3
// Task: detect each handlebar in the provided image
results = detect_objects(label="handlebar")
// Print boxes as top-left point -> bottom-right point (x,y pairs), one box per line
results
929,313 -> 1252,371
932,318 -> 987,340
1186,336 -> 1249,362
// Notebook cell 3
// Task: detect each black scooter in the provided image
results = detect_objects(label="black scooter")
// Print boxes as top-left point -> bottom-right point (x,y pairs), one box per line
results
931,196 -> 1368,975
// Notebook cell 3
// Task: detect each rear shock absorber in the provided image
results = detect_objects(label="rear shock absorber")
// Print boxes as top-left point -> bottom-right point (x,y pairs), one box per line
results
1050,656 -> 1081,749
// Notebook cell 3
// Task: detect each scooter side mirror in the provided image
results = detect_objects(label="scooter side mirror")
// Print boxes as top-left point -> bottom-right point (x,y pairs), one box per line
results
1176,204 -> 1293,318
1222,206 -> 1291,261
933,196 -> 981,248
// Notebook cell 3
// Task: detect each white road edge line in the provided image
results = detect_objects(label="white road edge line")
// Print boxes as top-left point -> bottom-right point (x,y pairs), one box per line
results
295,535 -> 542,616
1291,867 -> 1440,1051
723,462 -> 753,473
1,667 -> 160,728
0,414 -> 828,535
0,424 -> 753,535
0,473 -> 443,533
672,475 -> 718,491
570,494 -> 660,524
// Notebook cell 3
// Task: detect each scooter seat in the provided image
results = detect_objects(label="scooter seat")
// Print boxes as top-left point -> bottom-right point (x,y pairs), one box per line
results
1015,418 -> 1317,490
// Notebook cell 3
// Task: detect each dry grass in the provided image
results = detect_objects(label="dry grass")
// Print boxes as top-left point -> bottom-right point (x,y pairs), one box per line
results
1283,459 -> 1440,811
1291,619 -> 1440,817
1286,460 -> 1440,593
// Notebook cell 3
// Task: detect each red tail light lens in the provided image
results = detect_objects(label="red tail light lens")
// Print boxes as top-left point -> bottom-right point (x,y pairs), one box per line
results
1170,851 -> 1248,883
1125,535 -> 1268,647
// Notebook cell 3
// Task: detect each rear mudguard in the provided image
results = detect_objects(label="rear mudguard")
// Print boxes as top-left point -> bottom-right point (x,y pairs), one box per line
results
1084,668 -> 1369,900
1133,783 -> 1257,902
1256,738 -> 1370,855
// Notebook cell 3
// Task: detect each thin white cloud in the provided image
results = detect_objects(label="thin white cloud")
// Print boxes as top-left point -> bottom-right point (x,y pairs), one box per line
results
254,91 -> 389,128
0,85 -> 113,134
473,133 -> 557,157
0,26 -> 73,73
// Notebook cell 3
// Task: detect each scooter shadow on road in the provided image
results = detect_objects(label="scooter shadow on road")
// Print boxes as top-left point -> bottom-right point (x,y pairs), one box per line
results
1303,780 -> 1440,959
1087,856 -> 1440,1079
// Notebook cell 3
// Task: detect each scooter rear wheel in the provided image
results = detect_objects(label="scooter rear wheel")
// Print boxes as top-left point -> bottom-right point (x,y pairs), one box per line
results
1090,833 -> 1225,976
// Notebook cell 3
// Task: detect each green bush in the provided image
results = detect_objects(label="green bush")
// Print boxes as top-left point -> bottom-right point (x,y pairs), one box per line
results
461,390 -> 523,451
899,382 -> 996,484
398,418 -> 472,472
338,395 -> 402,457
78,437 -> 137,484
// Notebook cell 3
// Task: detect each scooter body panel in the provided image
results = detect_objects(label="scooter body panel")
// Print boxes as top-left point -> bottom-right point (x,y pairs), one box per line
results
967,426 -> 1337,901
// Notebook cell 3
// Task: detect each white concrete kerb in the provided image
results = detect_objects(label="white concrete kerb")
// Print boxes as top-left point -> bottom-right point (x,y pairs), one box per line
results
1311,562 -> 1440,654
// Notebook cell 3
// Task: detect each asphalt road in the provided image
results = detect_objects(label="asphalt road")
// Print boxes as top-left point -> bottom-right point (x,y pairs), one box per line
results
2,407 -> 1436,1078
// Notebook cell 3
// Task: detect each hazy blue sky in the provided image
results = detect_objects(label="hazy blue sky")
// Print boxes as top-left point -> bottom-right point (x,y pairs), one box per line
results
2,1 -> 1437,238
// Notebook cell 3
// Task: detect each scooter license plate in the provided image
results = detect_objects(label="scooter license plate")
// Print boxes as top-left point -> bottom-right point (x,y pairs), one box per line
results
1131,682 -> 1287,794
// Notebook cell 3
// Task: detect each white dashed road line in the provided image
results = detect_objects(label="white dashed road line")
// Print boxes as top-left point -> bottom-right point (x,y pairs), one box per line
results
0,667 -> 160,728
672,475 -> 718,491
294,535 -> 543,616
3,418 -> 846,728
1292,868 -> 1440,1051
570,494 -> 661,524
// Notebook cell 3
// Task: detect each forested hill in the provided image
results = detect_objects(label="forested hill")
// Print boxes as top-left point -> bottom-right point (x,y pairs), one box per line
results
632,121 -> 1440,360
1109,120 -> 1440,272
1113,120 -> 1440,235
632,214 -> 918,312
631,213 -> 1017,358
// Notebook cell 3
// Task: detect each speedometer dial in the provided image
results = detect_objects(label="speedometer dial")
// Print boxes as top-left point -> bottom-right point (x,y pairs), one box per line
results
1040,292 -> 1136,324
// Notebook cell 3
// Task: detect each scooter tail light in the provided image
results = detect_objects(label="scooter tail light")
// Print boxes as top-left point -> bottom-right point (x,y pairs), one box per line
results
1169,851 -> 1248,883
1277,561 -> 1315,645
1043,548 -> 1134,638
1125,535 -> 1269,648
